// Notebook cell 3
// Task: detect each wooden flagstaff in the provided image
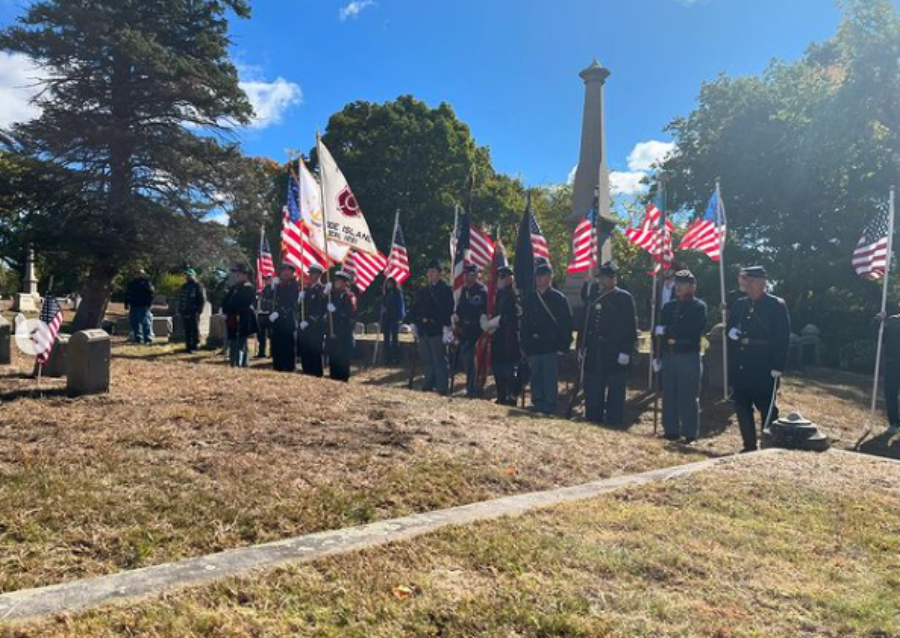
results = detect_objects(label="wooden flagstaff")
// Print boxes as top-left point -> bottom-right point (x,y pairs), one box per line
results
716,178 -> 729,401
860,186 -> 896,448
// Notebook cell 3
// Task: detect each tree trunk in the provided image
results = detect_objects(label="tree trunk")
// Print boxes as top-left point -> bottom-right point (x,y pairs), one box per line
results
71,263 -> 117,331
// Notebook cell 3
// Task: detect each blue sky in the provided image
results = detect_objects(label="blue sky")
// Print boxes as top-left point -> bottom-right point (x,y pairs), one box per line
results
0,0 -> 862,193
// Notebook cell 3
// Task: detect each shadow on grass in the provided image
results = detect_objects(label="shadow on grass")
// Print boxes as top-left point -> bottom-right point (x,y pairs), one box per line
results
0,387 -> 69,402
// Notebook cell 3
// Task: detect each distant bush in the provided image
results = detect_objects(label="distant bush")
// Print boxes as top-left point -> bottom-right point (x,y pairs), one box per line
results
155,273 -> 187,298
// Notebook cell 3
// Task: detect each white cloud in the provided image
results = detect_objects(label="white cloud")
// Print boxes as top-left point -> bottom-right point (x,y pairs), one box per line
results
339,0 -> 376,21
626,140 -> 676,172
610,171 -> 649,196
0,52 -> 46,128
240,77 -> 302,129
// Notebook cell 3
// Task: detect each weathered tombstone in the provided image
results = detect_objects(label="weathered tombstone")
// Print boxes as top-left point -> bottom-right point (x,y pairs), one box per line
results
152,316 -> 173,338
787,333 -> 803,371
703,323 -> 726,390
153,294 -> 169,308
42,334 -> 70,378
198,301 -> 212,337
800,324 -> 821,367
354,322 -> 366,336
0,315 -> 10,365
172,301 -> 212,342
366,322 -> 380,335
206,314 -> 227,348
66,330 -> 111,396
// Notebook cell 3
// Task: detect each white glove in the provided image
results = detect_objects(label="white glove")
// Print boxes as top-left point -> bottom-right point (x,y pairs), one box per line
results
442,326 -> 453,344
268,311 -> 279,322
479,314 -> 489,332
299,320 -> 309,330
271,277 -> 280,286
728,327 -> 741,341
485,315 -> 501,333
410,325 -> 419,338
654,326 -> 666,336
327,303 -> 336,313
652,359 -> 662,373
298,291 -> 305,302
618,353 -> 630,366
324,283 -> 332,295
771,370 -> 783,379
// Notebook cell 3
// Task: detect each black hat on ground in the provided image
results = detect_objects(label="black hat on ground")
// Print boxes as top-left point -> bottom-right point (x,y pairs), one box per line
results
674,269 -> 696,284
535,263 -> 553,277
598,261 -> 618,277
426,260 -> 443,271
741,266 -> 768,279
231,263 -> 253,275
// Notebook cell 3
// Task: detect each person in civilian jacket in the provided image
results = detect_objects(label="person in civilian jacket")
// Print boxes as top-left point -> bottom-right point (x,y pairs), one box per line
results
124,268 -> 156,345
268,263 -> 301,373
654,270 -> 707,442
380,277 -> 406,365
298,264 -> 327,376
407,260 -> 455,395
581,261 -> 638,426
178,268 -> 207,353
726,266 -> 791,452
520,263 -> 573,415
327,271 -> 357,382
255,274 -> 274,358
482,266 -> 521,406
221,263 -> 258,368
454,264 -> 488,397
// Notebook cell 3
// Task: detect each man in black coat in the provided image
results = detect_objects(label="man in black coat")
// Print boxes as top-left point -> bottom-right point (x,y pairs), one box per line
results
221,263 -> 257,367
177,268 -> 207,353
655,270 -> 707,442
327,271 -> 357,382
268,263 -> 301,373
380,277 -> 406,365
581,262 -> 637,426
255,274 -> 274,358
298,264 -> 327,376
726,266 -> 791,452
482,266 -> 521,406
407,260 -> 455,395
520,263 -> 573,415
454,264 -> 488,397
124,268 -> 155,345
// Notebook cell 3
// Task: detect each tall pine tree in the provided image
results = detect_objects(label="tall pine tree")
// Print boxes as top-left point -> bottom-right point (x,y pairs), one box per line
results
0,0 -> 253,329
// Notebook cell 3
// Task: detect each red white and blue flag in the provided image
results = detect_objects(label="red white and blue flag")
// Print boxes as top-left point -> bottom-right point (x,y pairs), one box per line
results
282,168 -> 329,274
35,295 -> 63,366
345,249 -> 388,293
568,200 -> 598,274
385,222 -> 411,285
256,231 -> 275,291
680,187 -> 726,261
854,207 -> 892,280
626,200 -> 674,273
451,206 -> 473,300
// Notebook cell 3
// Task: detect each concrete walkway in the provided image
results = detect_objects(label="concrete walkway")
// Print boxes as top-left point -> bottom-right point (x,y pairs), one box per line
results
0,450 -> 781,623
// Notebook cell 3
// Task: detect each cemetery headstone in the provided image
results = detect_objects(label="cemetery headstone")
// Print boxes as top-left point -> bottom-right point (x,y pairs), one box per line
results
153,316 -> 173,338
206,314 -> 227,348
703,323 -> 726,390
42,334 -> 70,378
67,329 -> 111,396
800,324 -> 822,367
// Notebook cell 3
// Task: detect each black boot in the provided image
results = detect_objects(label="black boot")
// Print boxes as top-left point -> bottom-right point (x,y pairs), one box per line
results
735,402 -> 758,452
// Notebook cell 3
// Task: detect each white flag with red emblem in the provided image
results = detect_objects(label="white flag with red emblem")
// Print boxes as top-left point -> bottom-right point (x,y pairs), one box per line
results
317,136 -> 379,256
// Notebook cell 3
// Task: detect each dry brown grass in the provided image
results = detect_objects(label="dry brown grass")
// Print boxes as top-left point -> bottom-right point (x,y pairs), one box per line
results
10,451 -> 899,638
0,343 -> 707,594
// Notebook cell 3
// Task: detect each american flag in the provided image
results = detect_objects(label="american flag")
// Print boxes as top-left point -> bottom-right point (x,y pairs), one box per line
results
345,249 -> 388,293
680,187 -> 726,261
452,206 -> 472,299
529,214 -> 551,265
385,222 -> 411,285
626,202 -> 674,273
567,205 -> 598,274
475,240 -> 508,389
256,231 -> 275,291
450,224 -> 495,269
854,207 -> 892,280
35,295 -> 63,366
282,168 -> 329,274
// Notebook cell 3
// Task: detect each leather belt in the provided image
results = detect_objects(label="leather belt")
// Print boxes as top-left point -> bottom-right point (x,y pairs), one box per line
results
739,338 -> 769,346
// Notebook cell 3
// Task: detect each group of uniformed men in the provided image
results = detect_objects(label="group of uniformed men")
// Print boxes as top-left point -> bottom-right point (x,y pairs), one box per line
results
217,253 -> 791,453
405,259 -> 791,454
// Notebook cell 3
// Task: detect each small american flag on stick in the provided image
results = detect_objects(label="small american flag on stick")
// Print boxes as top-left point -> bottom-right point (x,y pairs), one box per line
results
35,295 -> 63,366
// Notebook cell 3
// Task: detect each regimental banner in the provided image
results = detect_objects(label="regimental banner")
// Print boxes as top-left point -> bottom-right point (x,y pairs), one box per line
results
298,157 -> 350,264
317,138 -> 379,256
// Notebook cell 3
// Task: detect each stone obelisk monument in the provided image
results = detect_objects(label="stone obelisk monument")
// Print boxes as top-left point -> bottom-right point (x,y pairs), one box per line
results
13,247 -> 40,312
563,59 -> 615,310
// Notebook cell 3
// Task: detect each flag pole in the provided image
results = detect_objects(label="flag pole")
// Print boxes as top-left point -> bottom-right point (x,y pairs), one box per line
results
868,186 -> 895,436
257,225 -> 264,312
373,209 -> 400,366
315,132 -> 334,337
716,178 -> 729,401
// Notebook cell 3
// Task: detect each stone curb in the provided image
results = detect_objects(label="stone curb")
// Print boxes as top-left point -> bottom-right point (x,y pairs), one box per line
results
0,449 -> 783,623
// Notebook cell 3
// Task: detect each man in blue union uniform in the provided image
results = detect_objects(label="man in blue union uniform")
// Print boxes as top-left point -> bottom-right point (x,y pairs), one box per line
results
454,264 -> 488,398
726,266 -> 791,452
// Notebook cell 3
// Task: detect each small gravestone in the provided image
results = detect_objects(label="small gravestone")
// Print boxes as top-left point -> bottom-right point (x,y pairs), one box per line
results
172,301 -> 212,342
42,334 -> 70,378
67,330 -> 111,396
0,315 -> 10,365
800,324 -> 821,367
206,314 -> 227,348
354,322 -> 365,336
153,316 -> 173,338
199,301 -> 212,337
366,322 -> 380,334
702,323 -> 726,390
153,294 -> 169,308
